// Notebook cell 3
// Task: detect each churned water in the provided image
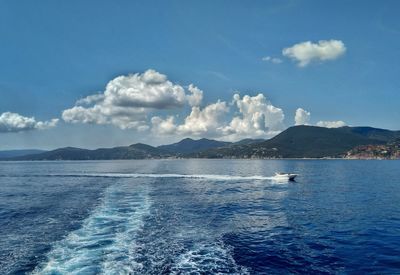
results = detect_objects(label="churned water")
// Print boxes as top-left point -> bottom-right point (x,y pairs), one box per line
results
0,159 -> 399,274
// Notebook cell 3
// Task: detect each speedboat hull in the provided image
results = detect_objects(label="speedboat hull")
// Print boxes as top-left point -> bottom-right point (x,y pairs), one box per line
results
274,173 -> 298,181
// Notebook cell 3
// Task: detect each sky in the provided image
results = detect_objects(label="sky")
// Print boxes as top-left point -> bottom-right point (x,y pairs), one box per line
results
0,0 -> 399,149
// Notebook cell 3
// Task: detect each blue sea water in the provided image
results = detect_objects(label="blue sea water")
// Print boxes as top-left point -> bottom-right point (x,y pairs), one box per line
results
0,159 -> 399,274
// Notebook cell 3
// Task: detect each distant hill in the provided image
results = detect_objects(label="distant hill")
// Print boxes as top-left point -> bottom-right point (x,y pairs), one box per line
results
7,126 -> 400,160
0,149 -> 46,159
233,138 -> 265,145
345,126 -> 400,142
192,126 -> 391,158
157,138 -> 231,154
13,144 -> 171,160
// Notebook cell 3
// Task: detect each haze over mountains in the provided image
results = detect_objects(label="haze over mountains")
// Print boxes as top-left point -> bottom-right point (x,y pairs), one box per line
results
2,126 -> 400,160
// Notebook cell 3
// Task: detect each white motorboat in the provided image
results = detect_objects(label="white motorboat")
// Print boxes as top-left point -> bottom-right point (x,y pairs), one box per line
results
274,172 -> 298,181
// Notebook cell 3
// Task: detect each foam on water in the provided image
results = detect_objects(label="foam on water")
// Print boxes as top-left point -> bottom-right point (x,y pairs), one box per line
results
32,182 -> 151,274
31,176 -> 251,274
170,241 -> 250,274
6,172 -> 277,181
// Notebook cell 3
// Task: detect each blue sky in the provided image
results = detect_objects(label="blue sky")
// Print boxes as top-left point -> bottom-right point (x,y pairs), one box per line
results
0,0 -> 399,149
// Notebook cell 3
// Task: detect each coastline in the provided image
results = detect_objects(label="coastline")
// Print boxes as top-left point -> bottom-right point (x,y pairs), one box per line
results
1,157 -> 399,162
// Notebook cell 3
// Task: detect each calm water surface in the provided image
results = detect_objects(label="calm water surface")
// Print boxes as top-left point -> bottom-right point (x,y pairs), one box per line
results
0,160 -> 399,274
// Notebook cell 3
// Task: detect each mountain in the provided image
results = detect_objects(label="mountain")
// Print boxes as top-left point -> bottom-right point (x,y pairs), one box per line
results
0,149 -> 47,159
345,126 -> 400,142
12,143 -> 170,160
192,126 -> 390,158
7,126 -> 400,160
157,138 -> 231,154
233,138 -> 265,145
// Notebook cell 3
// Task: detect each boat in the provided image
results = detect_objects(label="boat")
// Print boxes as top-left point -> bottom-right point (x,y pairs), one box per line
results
274,172 -> 298,181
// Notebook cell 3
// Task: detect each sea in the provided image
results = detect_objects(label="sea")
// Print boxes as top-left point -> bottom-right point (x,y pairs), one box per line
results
0,159 -> 399,274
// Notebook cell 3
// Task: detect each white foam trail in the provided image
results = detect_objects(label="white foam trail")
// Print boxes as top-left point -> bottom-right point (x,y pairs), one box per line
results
170,241 -> 249,274
45,173 -> 275,181
32,183 -> 151,274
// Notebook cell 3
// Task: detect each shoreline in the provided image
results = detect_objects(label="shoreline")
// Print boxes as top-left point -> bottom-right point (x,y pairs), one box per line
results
1,157 -> 399,162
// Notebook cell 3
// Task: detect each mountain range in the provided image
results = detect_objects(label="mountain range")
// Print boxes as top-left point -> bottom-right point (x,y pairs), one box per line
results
2,126 -> 399,160
0,149 -> 47,159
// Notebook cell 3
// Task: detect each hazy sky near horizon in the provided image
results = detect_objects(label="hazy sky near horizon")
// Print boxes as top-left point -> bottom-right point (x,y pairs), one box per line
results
0,0 -> 399,149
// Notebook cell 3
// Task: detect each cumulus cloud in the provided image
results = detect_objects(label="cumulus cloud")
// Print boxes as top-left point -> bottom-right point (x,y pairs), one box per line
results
262,56 -> 283,64
0,112 -> 58,133
151,116 -> 177,135
294,108 -> 311,125
222,94 -> 285,140
186,84 -> 203,107
151,93 -> 286,140
76,94 -> 104,105
282,40 -> 346,67
294,108 -> 346,128
152,101 -> 229,137
316,120 -> 347,128
62,70 -> 204,130
61,69 -> 350,140
177,101 -> 229,136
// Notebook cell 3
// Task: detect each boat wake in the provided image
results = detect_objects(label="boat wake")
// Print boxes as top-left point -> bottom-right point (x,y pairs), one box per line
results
32,181 -> 151,274
32,177 -> 250,274
7,173 -> 276,181
170,241 -> 249,274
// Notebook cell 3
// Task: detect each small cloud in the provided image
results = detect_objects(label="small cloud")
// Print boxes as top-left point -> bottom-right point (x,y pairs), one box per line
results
0,112 -> 58,133
262,56 -> 283,64
294,108 -> 311,125
282,40 -> 346,67
316,120 -> 347,128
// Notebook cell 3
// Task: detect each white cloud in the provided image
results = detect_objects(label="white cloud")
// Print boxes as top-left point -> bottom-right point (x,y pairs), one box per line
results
151,93 -> 285,141
0,112 -> 58,133
186,84 -> 203,107
76,94 -> 104,105
293,108 -> 346,128
62,69 -> 204,130
177,101 -> 229,136
294,108 -> 311,125
151,101 -> 229,137
282,40 -> 346,67
262,56 -> 283,64
222,94 -> 285,140
316,120 -> 347,128
102,69 -> 187,109
151,116 -> 177,135
61,69 -> 351,140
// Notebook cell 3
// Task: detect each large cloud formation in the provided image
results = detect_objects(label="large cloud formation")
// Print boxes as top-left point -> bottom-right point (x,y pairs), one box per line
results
0,112 -> 58,133
63,69 -> 286,140
61,69 -> 347,141
62,70 -> 202,130
283,40 -> 346,67
151,93 -> 285,140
